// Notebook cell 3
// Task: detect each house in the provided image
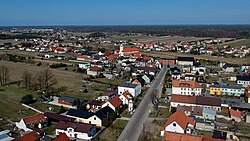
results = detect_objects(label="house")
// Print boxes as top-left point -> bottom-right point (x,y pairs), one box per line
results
241,64 -> 250,73
132,77 -> 145,87
15,131 -> 40,141
247,85 -> 250,103
237,75 -> 250,86
118,83 -> 141,97
172,79 -> 203,96
87,66 -> 102,76
136,66 -> 157,76
170,67 -> 181,79
52,133 -> 71,141
141,74 -> 151,84
177,57 -> 194,66
86,100 -> 105,111
209,84 -> 245,97
212,130 -> 227,140
97,91 -> 117,102
44,112 -> 75,123
15,114 -> 46,132
66,106 -> 114,127
230,109 -> 242,122
162,131 -> 225,141
77,55 -> 90,61
79,62 -> 90,69
55,121 -> 96,140
119,90 -> 133,105
0,130 -> 14,141
44,54 -> 54,59
192,65 -> 206,75
222,63 -> 235,73
102,96 -> 123,112
171,94 -> 222,111
58,96 -> 85,107
161,110 -> 196,134
177,105 -> 216,121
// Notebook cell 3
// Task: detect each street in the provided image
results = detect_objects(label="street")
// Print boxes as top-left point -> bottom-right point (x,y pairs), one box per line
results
118,66 -> 168,141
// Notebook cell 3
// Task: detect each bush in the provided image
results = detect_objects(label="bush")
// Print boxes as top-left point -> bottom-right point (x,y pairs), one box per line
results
21,94 -> 36,104
50,63 -> 68,68
65,67 -> 68,71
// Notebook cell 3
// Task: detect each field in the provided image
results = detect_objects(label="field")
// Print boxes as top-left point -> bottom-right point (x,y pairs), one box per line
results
0,86 -> 36,122
109,35 -> 209,43
143,51 -> 250,64
218,39 -> 250,47
0,60 -> 85,90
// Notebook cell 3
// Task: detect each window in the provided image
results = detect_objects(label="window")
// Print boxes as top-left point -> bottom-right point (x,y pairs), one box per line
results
94,117 -> 96,120
173,123 -> 176,127
89,121 -> 91,124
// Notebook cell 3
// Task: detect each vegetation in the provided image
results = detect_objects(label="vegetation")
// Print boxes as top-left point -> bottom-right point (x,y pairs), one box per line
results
0,65 -> 9,86
20,94 -> 36,104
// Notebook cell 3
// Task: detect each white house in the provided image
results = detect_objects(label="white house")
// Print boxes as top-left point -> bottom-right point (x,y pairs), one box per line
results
118,83 -> 141,97
119,90 -> 133,105
101,96 -> 123,112
44,54 -> 54,59
191,65 -> 206,75
55,121 -> 96,140
79,62 -> 90,69
87,66 -> 102,76
172,79 -> 202,96
15,114 -> 46,132
142,74 -> 151,84
237,75 -> 250,87
161,110 -> 195,135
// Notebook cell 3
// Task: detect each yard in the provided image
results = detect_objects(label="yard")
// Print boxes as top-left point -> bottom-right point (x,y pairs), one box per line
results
92,78 -> 126,86
149,107 -> 171,118
99,119 -> 128,141
217,39 -> 250,48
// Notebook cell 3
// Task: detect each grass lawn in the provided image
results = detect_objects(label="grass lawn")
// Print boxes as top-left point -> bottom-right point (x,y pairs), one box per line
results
120,109 -> 132,118
218,39 -> 250,48
62,82 -> 109,100
43,125 -> 56,135
92,78 -> 126,86
159,102 -> 170,107
0,86 -> 37,122
149,107 -> 171,118
99,119 -> 128,141
30,102 -> 62,113
235,122 -> 250,134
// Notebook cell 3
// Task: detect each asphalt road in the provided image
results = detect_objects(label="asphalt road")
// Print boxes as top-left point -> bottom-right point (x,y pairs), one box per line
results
118,66 -> 167,141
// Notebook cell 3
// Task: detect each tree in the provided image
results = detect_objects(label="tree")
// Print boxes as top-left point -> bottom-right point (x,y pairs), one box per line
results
22,71 -> 33,91
21,94 -> 35,104
36,69 -> 57,98
0,65 -> 10,86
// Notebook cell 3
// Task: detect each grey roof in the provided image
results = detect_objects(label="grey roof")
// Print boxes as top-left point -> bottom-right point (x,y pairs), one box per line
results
0,130 -> 14,141
203,108 -> 216,115
237,75 -> 250,81
212,84 -> 244,89
58,96 -> 85,103
119,83 -> 138,88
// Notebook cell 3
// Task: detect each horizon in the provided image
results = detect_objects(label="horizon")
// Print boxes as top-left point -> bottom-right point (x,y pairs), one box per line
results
1,0 -> 250,26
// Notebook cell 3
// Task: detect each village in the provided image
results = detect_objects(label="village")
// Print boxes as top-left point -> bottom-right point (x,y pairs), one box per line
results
0,28 -> 250,141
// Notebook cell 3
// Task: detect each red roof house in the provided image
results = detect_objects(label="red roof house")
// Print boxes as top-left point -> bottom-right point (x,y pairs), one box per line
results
15,131 -> 40,141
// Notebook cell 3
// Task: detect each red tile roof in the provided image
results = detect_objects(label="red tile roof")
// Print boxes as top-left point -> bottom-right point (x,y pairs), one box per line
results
143,57 -> 152,61
164,131 -> 224,141
89,66 -> 102,71
56,121 -> 93,133
165,110 -> 195,130
15,131 -> 40,141
23,114 -> 45,125
52,133 -> 71,141
171,94 -> 196,104
230,109 -> 241,119
77,55 -> 90,59
122,90 -> 132,100
109,96 -> 123,108
104,52 -> 112,57
172,79 -> 202,88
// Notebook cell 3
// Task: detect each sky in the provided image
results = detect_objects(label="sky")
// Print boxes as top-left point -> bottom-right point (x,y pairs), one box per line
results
0,0 -> 250,26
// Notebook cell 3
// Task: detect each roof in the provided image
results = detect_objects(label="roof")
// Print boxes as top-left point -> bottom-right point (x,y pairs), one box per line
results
56,121 -> 93,133
58,96 -> 85,103
44,112 -> 75,122
121,47 -> 139,52
143,57 -> 152,61
15,131 -> 40,141
95,106 -> 115,119
89,66 -> 102,71
237,75 -> 250,81
77,55 -> 90,59
177,105 -> 203,116
87,100 -> 105,106
122,90 -> 133,100
165,110 -> 195,130
212,130 -> 227,140
119,83 -> 139,88
103,52 -> 112,57
172,79 -> 202,89
23,114 -> 45,125
247,85 -> 250,91
52,133 -> 71,141
171,94 -> 221,107
108,96 -> 123,108
0,130 -> 14,141
211,84 -> 244,90
164,131 -> 224,141
101,91 -> 116,97
177,57 -> 194,62
230,109 -> 241,119
67,109 -> 95,119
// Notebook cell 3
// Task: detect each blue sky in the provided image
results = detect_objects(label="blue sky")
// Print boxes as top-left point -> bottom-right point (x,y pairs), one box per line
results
0,0 -> 250,26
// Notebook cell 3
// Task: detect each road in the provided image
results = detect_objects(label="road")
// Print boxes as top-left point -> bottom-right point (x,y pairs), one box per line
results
118,65 -> 167,141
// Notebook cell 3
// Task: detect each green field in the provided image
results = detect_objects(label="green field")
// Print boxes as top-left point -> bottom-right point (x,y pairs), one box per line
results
0,86 -> 36,122
218,39 -> 250,47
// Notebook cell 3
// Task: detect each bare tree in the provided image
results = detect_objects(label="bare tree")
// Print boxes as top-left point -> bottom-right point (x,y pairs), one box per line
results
0,65 -> 10,86
37,69 -> 57,97
22,71 -> 33,91
150,90 -> 159,110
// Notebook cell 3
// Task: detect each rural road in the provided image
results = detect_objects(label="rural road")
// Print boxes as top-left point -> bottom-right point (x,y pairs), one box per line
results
118,65 -> 167,141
